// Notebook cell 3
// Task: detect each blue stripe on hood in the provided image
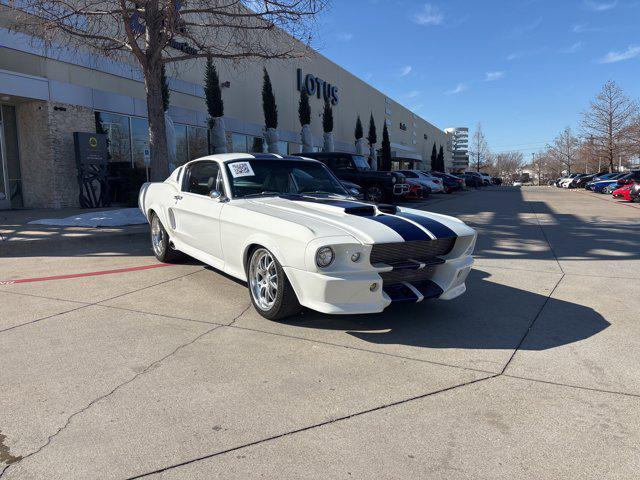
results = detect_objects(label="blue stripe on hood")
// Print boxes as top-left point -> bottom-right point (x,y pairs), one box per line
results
395,212 -> 457,239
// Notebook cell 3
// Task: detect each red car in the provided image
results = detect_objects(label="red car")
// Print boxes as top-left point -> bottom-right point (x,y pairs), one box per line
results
612,184 -> 633,201
404,179 -> 426,200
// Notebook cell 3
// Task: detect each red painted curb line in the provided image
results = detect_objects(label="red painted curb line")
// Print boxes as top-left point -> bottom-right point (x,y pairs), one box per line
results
0,263 -> 173,286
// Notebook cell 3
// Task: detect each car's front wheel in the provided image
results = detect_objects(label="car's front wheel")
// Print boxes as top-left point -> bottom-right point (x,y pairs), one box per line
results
365,185 -> 385,203
248,247 -> 302,320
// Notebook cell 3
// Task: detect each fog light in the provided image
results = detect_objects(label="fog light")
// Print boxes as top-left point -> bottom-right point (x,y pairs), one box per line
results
370,282 -> 378,292
351,252 -> 361,262
315,246 -> 335,268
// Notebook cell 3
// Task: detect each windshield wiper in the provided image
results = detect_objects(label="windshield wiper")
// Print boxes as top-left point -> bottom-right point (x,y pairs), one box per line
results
243,191 -> 282,198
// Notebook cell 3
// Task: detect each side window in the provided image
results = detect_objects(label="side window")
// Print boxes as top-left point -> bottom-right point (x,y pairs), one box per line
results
334,157 -> 354,171
185,162 -> 221,196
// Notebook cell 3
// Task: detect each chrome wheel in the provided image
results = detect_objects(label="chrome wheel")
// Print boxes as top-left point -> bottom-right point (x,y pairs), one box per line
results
151,215 -> 165,257
249,249 -> 278,311
366,186 -> 384,203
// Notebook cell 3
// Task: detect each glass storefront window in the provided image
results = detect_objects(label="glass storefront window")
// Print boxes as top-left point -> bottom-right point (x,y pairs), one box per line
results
131,117 -> 149,168
95,112 -> 131,164
1,105 -> 22,208
188,126 -> 209,159
232,133 -> 248,153
174,123 -> 188,167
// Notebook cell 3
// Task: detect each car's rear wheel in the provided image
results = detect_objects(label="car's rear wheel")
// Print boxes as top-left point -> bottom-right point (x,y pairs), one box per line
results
365,185 -> 385,203
248,247 -> 302,320
150,213 -> 182,263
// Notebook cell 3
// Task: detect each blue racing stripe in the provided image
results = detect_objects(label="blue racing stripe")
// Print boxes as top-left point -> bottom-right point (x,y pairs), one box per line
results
370,214 -> 431,241
396,212 -> 457,239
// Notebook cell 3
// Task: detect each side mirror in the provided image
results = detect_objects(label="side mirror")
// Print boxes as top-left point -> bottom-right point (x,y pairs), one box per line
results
349,188 -> 360,196
209,190 -> 222,200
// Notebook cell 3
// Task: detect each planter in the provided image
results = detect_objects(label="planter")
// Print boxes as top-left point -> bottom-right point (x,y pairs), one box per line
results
265,127 -> 279,154
301,124 -> 313,152
323,132 -> 334,152
369,145 -> 378,170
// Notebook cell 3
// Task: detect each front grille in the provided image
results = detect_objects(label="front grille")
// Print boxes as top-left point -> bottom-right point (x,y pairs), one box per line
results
370,237 -> 456,265
380,267 -> 436,286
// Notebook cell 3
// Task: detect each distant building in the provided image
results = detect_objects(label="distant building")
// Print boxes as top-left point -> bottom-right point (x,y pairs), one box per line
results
445,127 -> 469,173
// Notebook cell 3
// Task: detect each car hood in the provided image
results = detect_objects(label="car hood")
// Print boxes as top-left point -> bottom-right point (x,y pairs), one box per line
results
238,196 -> 474,244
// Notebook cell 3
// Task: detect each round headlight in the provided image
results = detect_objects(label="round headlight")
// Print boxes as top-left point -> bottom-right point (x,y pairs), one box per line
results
315,246 -> 335,268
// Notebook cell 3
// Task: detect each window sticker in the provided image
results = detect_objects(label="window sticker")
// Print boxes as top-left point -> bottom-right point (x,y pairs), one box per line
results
229,161 -> 255,178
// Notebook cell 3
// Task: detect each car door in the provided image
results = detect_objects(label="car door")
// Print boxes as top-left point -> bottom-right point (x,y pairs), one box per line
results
171,161 -> 226,267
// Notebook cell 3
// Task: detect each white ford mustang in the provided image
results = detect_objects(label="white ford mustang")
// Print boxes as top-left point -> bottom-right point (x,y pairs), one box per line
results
139,154 -> 476,319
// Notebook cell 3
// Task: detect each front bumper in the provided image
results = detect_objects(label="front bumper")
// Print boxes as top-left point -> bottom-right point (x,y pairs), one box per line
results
284,254 -> 473,315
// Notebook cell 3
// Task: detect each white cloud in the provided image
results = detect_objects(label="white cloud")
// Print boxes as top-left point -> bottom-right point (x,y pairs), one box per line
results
485,71 -> 505,81
399,65 -> 413,77
412,4 -> 444,26
560,41 -> 584,53
446,83 -> 467,95
405,90 -> 421,98
506,53 -> 522,61
335,32 -> 354,42
572,22 -> 604,33
599,45 -> 640,63
585,1 -> 617,11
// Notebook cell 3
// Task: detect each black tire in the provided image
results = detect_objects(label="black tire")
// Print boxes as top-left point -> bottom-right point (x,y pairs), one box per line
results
149,212 -> 183,263
247,247 -> 302,320
365,184 -> 385,203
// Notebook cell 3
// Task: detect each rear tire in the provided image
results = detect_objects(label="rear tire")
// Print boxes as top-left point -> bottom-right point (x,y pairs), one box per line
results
149,212 -> 182,263
247,247 -> 302,320
365,185 -> 385,203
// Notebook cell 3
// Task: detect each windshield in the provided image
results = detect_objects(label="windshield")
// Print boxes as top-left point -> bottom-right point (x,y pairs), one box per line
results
225,159 -> 349,199
352,155 -> 371,170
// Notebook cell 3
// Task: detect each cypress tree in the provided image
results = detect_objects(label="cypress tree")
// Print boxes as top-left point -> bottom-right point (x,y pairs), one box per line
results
322,98 -> 333,133
262,68 -> 278,129
431,143 -> 438,171
354,115 -> 363,140
161,64 -> 170,111
381,122 -> 392,171
367,114 -> 377,146
437,145 -> 445,172
204,57 -> 224,127
298,88 -> 311,126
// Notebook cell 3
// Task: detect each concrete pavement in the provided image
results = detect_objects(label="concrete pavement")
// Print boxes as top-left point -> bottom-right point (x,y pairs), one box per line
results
1,187 -> 638,479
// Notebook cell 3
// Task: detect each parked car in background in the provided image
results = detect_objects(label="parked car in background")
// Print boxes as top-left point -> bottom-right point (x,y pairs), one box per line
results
430,171 -> 465,192
571,174 -> 596,189
612,183 -> 633,201
478,172 -> 492,185
398,170 -> 444,194
139,154 -> 477,319
630,182 -> 640,202
585,172 -> 623,190
513,180 -> 523,187
403,179 -> 426,200
491,177 -> 503,185
560,173 -> 584,188
615,170 -> 640,187
463,172 -> 484,188
590,174 -> 626,193
303,152 -> 408,203
556,173 -> 580,187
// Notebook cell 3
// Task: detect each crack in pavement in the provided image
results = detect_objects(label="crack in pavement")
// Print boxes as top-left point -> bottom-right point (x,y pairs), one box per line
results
125,374 -> 500,479
0,303 -> 251,479
0,268 -> 205,335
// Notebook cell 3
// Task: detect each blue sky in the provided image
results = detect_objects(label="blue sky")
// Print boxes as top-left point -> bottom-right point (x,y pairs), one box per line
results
315,0 -> 640,157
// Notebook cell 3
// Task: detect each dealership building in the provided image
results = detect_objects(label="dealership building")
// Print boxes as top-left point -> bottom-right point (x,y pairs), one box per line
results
0,7 -> 462,210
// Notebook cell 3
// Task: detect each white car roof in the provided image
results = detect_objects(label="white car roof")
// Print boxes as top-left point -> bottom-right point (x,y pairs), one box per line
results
184,153 -> 319,166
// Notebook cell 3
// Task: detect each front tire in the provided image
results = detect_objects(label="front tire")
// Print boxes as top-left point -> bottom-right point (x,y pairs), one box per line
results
149,213 -> 182,263
365,185 -> 385,203
248,247 -> 302,320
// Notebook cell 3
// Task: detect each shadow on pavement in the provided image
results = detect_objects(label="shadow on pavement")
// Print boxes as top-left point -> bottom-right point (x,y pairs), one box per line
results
276,270 -> 609,352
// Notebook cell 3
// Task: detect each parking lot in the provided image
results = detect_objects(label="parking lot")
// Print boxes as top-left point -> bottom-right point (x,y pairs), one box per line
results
1,186 -> 639,479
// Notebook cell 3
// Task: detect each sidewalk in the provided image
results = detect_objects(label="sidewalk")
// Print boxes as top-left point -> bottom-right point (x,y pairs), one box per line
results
0,208 -> 149,256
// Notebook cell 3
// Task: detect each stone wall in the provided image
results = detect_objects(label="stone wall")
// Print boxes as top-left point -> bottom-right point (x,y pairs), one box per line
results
16,101 -> 95,208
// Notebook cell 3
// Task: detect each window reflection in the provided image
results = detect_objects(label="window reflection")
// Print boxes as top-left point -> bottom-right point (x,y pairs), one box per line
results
131,117 -> 149,168
188,126 -> 208,159
174,123 -> 188,166
95,112 -> 131,164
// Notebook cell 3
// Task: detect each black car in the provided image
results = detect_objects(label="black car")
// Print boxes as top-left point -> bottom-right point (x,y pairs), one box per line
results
429,171 -> 465,193
570,173 -> 595,189
301,152 -> 408,202
462,172 -> 483,188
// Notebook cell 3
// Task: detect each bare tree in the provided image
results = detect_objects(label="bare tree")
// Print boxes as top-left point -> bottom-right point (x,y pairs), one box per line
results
469,122 -> 490,172
581,80 -> 638,173
7,0 -> 327,180
547,127 -> 580,174
491,151 -> 523,182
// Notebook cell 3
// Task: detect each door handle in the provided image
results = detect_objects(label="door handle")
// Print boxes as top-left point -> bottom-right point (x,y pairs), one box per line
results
174,195 -> 183,201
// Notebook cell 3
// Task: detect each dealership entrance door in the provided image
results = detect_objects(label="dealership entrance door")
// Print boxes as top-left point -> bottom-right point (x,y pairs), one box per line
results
0,105 -> 22,209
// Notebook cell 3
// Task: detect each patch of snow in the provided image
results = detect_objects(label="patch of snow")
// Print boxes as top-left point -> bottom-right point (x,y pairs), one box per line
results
28,208 -> 147,227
